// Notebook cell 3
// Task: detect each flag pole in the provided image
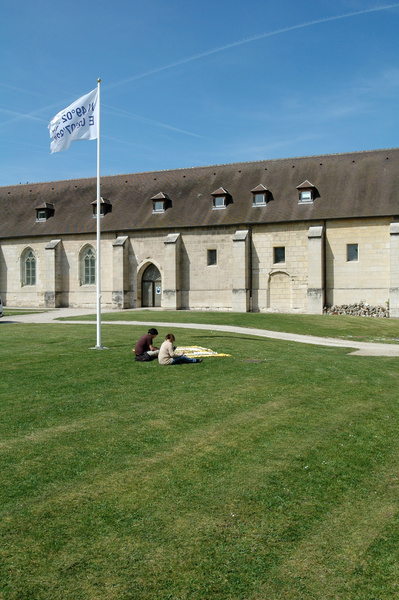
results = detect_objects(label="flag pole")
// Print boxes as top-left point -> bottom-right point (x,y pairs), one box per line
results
95,78 -> 104,349
48,84 -> 105,349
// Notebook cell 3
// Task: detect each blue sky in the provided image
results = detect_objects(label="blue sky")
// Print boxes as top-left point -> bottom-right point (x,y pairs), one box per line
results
1,0 -> 399,186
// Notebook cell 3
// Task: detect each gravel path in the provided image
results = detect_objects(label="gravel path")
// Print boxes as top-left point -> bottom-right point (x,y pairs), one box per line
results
2,308 -> 399,357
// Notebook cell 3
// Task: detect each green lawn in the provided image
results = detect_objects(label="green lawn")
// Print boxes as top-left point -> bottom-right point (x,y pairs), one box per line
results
61,309 -> 399,344
1,319 -> 399,599
2,308 -> 50,317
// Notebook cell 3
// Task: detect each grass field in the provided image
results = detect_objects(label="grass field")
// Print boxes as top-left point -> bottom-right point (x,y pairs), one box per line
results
2,308 -> 50,317
1,315 -> 399,599
61,309 -> 399,345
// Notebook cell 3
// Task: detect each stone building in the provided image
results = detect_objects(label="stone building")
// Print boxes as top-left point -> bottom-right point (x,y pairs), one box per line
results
1,148 -> 399,316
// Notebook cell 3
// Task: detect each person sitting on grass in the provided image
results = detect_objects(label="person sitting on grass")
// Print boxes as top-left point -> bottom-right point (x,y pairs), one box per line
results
158,333 -> 203,365
134,328 -> 160,361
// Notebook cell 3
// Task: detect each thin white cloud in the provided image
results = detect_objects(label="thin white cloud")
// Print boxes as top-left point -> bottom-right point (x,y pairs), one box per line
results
106,3 -> 399,90
103,104 -> 212,141
355,67 -> 399,96
225,63 -> 399,129
285,66 -> 399,123
219,132 -> 323,160
0,107 -> 48,123
0,83 -> 46,98
2,3 -> 398,140
0,102 -> 65,130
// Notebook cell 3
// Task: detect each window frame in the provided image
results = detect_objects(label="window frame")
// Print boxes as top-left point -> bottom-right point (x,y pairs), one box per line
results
252,192 -> 267,207
273,246 -> 286,264
80,246 -> 96,286
36,210 -> 47,221
212,196 -> 226,210
299,190 -> 313,203
22,249 -> 36,286
152,200 -> 165,213
207,249 -> 217,266
347,243 -> 359,262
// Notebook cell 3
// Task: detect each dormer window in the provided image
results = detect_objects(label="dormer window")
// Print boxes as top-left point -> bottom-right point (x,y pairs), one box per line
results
297,180 -> 317,204
253,194 -> 266,206
300,190 -> 312,202
35,202 -> 55,222
151,192 -> 171,214
211,187 -> 231,210
91,197 -> 112,217
214,196 -> 226,209
153,200 -> 164,213
251,184 -> 268,207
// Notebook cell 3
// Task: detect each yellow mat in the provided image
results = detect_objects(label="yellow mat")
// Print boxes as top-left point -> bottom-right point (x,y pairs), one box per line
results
176,346 -> 231,358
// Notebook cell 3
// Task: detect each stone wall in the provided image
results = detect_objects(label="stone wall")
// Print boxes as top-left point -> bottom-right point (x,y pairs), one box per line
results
0,216 -> 396,314
175,227 -> 236,311
325,218 -> 391,307
323,302 -> 389,317
0,234 -> 116,308
252,222 -> 309,312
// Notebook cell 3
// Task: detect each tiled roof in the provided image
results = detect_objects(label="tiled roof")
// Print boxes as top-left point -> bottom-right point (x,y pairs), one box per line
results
1,148 -> 398,239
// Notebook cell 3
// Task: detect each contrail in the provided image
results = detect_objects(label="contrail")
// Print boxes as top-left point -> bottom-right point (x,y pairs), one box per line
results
0,102 -> 67,130
107,3 -> 399,90
103,104 -> 211,140
2,4 -> 398,135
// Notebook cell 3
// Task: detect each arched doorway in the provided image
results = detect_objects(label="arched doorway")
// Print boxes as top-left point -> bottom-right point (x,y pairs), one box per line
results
142,264 -> 162,307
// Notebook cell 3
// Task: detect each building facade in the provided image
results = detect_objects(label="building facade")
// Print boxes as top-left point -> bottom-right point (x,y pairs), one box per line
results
1,148 -> 399,316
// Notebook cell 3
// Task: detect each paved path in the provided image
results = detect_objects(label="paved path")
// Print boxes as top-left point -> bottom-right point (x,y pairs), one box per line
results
2,308 -> 399,357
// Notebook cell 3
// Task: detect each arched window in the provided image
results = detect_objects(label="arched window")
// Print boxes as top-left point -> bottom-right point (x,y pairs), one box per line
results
22,249 -> 36,286
81,246 -> 96,285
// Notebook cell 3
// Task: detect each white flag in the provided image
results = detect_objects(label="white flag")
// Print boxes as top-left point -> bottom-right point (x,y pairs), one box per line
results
48,88 -> 98,153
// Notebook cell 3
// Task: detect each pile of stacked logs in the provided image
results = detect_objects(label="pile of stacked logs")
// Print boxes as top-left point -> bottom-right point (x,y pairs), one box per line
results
323,302 -> 389,318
